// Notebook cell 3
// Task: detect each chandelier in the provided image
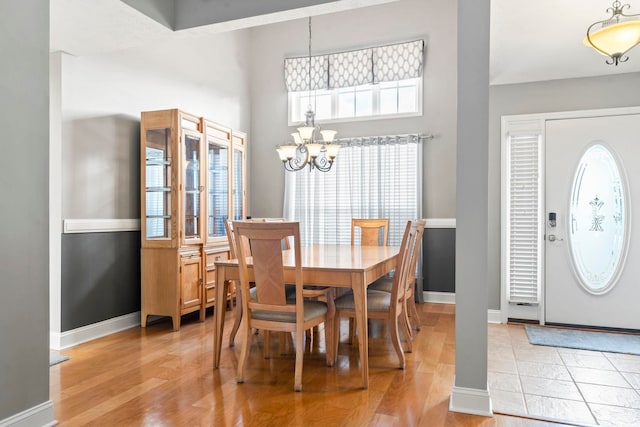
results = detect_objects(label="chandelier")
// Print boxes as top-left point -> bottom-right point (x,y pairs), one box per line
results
584,0 -> 640,65
276,17 -> 340,172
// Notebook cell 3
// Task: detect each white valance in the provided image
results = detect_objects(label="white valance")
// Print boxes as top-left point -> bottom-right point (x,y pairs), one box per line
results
284,40 -> 424,92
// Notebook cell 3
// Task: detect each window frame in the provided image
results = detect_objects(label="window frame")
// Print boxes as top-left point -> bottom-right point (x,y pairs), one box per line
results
287,77 -> 423,126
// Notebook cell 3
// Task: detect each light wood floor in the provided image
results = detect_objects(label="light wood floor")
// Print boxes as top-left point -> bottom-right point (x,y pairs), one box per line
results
50,303 -> 575,426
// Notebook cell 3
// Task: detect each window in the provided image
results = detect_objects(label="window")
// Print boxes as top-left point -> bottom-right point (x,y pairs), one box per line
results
283,136 -> 422,245
289,78 -> 421,124
285,40 -> 424,124
501,117 -> 544,310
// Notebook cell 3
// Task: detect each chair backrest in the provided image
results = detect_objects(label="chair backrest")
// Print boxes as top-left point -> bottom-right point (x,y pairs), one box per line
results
233,221 -> 302,310
225,219 -> 252,259
388,220 -> 423,309
403,220 -> 426,296
351,218 -> 390,246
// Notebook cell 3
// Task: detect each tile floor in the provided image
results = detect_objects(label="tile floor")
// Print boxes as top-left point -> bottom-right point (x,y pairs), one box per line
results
488,323 -> 640,426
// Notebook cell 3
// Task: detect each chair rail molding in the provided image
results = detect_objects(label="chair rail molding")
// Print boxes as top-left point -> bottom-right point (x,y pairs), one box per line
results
63,218 -> 140,233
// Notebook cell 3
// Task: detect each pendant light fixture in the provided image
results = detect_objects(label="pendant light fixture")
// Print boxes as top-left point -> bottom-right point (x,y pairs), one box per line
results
584,0 -> 640,65
276,17 -> 339,172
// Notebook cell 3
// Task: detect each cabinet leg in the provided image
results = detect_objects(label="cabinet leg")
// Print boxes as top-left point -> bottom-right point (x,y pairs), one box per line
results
141,312 -> 148,328
171,315 -> 180,331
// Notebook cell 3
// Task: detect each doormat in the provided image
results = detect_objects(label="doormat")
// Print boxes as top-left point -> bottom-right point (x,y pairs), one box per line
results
50,353 -> 69,366
525,325 -> 640,355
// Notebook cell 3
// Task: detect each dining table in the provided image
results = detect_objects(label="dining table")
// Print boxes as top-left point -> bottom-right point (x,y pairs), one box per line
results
213,243 -> 400,389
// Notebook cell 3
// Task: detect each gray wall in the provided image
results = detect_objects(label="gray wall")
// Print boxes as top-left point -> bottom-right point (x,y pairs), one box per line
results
0,0 -> 51,421
54,30 -> 253,331
61,232 -> 141,330
487,72 -> 640,309
248,0 -> 457,219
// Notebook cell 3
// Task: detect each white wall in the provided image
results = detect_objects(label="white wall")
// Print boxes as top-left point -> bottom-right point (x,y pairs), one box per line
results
248,0 -> 457,218
59,29 -> 252,219
488,72 -> 640,309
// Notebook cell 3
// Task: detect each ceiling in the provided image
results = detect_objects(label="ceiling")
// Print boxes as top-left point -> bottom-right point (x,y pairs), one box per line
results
51,0 -> 640,85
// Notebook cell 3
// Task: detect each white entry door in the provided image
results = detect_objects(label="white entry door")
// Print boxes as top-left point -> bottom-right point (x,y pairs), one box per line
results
545,114 -> 640,330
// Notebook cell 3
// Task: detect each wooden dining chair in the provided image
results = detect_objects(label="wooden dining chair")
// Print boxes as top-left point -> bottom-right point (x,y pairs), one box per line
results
233,220 -> 335,392
225,219 -> 249,347
369,220 -> 426,338
333,220 -> 420,369
351,218 -> 389,246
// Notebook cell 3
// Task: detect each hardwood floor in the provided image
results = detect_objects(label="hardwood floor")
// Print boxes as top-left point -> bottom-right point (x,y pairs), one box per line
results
51,303 -> 574,426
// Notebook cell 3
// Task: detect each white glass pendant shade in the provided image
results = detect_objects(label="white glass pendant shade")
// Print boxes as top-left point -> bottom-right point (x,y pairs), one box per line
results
306,143 -> 323,157
320,130 -> 337,143
292,132 -> 303,145
277,145 -> 297,161
584,20 -> 640,56
325,144 -> 340,159
297,126 -> 315,141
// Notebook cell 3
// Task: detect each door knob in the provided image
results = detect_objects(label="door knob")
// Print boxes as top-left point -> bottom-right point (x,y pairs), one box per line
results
548,234 -> 564,242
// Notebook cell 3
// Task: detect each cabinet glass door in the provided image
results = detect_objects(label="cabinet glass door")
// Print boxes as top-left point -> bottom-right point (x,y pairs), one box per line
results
207,140 -> 229,239
183,132 -> 202,242
232,146 -> 245,221
145,128 -> 172,239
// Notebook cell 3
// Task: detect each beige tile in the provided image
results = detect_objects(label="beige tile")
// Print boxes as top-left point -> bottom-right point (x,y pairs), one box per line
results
491,389 -> 526,415
567,365 -> 631,387
519,376 -> 582,401
489,356 -> 518,374
556,346 -> 605,357
524,394 -> 596,425
559,352 -> 616,370
513,346 -> 563,365
589,403 -> 640,427
607,356 -> 640,374
577,382 -> 640,409
622,372 -> 640,390
603,352 -> 640,361
489,372 -> 522,393
516,360 -> 571,381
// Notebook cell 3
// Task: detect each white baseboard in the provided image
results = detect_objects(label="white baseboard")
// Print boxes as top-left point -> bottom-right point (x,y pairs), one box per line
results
0,400 -> 56,427
50,311 -> 140,350
449,378 -> 493,417
423,291 -> 456,304
487,309 -> 503,324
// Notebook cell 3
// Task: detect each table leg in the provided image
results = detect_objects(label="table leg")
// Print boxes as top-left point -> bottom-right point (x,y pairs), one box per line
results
351,273 -> 369,389
213,266 -> 228,368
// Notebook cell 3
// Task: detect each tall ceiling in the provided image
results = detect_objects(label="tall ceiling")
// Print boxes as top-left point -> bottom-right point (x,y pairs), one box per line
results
51,0 -> 640,85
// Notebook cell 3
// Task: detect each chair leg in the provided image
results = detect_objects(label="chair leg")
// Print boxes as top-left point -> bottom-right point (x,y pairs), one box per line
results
264,331 -> 271,359
229,283 -> 242,347
400,311 -> 413,354
333,315 -> 341,366
408,297 -> 421,331
324,318 -> 334,367
294,327 -> 305,392
236,317 -> 252,384
389,316 -> 406,370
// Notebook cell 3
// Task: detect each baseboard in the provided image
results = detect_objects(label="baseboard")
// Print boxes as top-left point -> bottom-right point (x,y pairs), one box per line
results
423,291 -> 456,304
0,400 -> 56,427
50,311 -> 140,350
487,309 -> 503,324
449,378 -> 493,417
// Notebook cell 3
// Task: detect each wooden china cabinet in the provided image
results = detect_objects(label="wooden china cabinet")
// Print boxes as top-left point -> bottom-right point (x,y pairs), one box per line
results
140,109 -> 246,330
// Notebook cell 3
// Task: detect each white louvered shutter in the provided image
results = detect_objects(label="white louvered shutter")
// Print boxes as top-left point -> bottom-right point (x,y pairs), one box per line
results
507,133 -> 542,303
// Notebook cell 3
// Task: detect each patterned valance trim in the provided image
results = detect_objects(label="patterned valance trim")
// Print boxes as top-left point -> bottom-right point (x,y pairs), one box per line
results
334,133 -> 434,147
284,40 -> 424,92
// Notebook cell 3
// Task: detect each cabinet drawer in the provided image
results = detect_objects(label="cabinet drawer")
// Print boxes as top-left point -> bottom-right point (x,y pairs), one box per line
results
206,251 -> 229,269
205,283 -> 216,305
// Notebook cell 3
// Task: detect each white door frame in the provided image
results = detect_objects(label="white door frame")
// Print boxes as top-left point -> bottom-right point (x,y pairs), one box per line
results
500,105 -> 640,324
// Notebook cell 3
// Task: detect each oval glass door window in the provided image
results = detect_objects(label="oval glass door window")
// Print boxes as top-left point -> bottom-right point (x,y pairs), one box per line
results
569,144 -> 627,294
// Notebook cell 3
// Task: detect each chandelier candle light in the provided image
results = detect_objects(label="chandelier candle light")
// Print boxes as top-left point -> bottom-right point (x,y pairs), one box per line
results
584,0 -> 640,65
277,17 -> 340,172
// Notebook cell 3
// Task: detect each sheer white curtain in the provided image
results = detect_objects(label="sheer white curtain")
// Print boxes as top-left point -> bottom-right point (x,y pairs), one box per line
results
283,136 -> 422,245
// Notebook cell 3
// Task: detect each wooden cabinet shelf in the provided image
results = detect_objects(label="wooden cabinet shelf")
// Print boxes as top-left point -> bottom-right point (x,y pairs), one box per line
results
140,109 -> 246,330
